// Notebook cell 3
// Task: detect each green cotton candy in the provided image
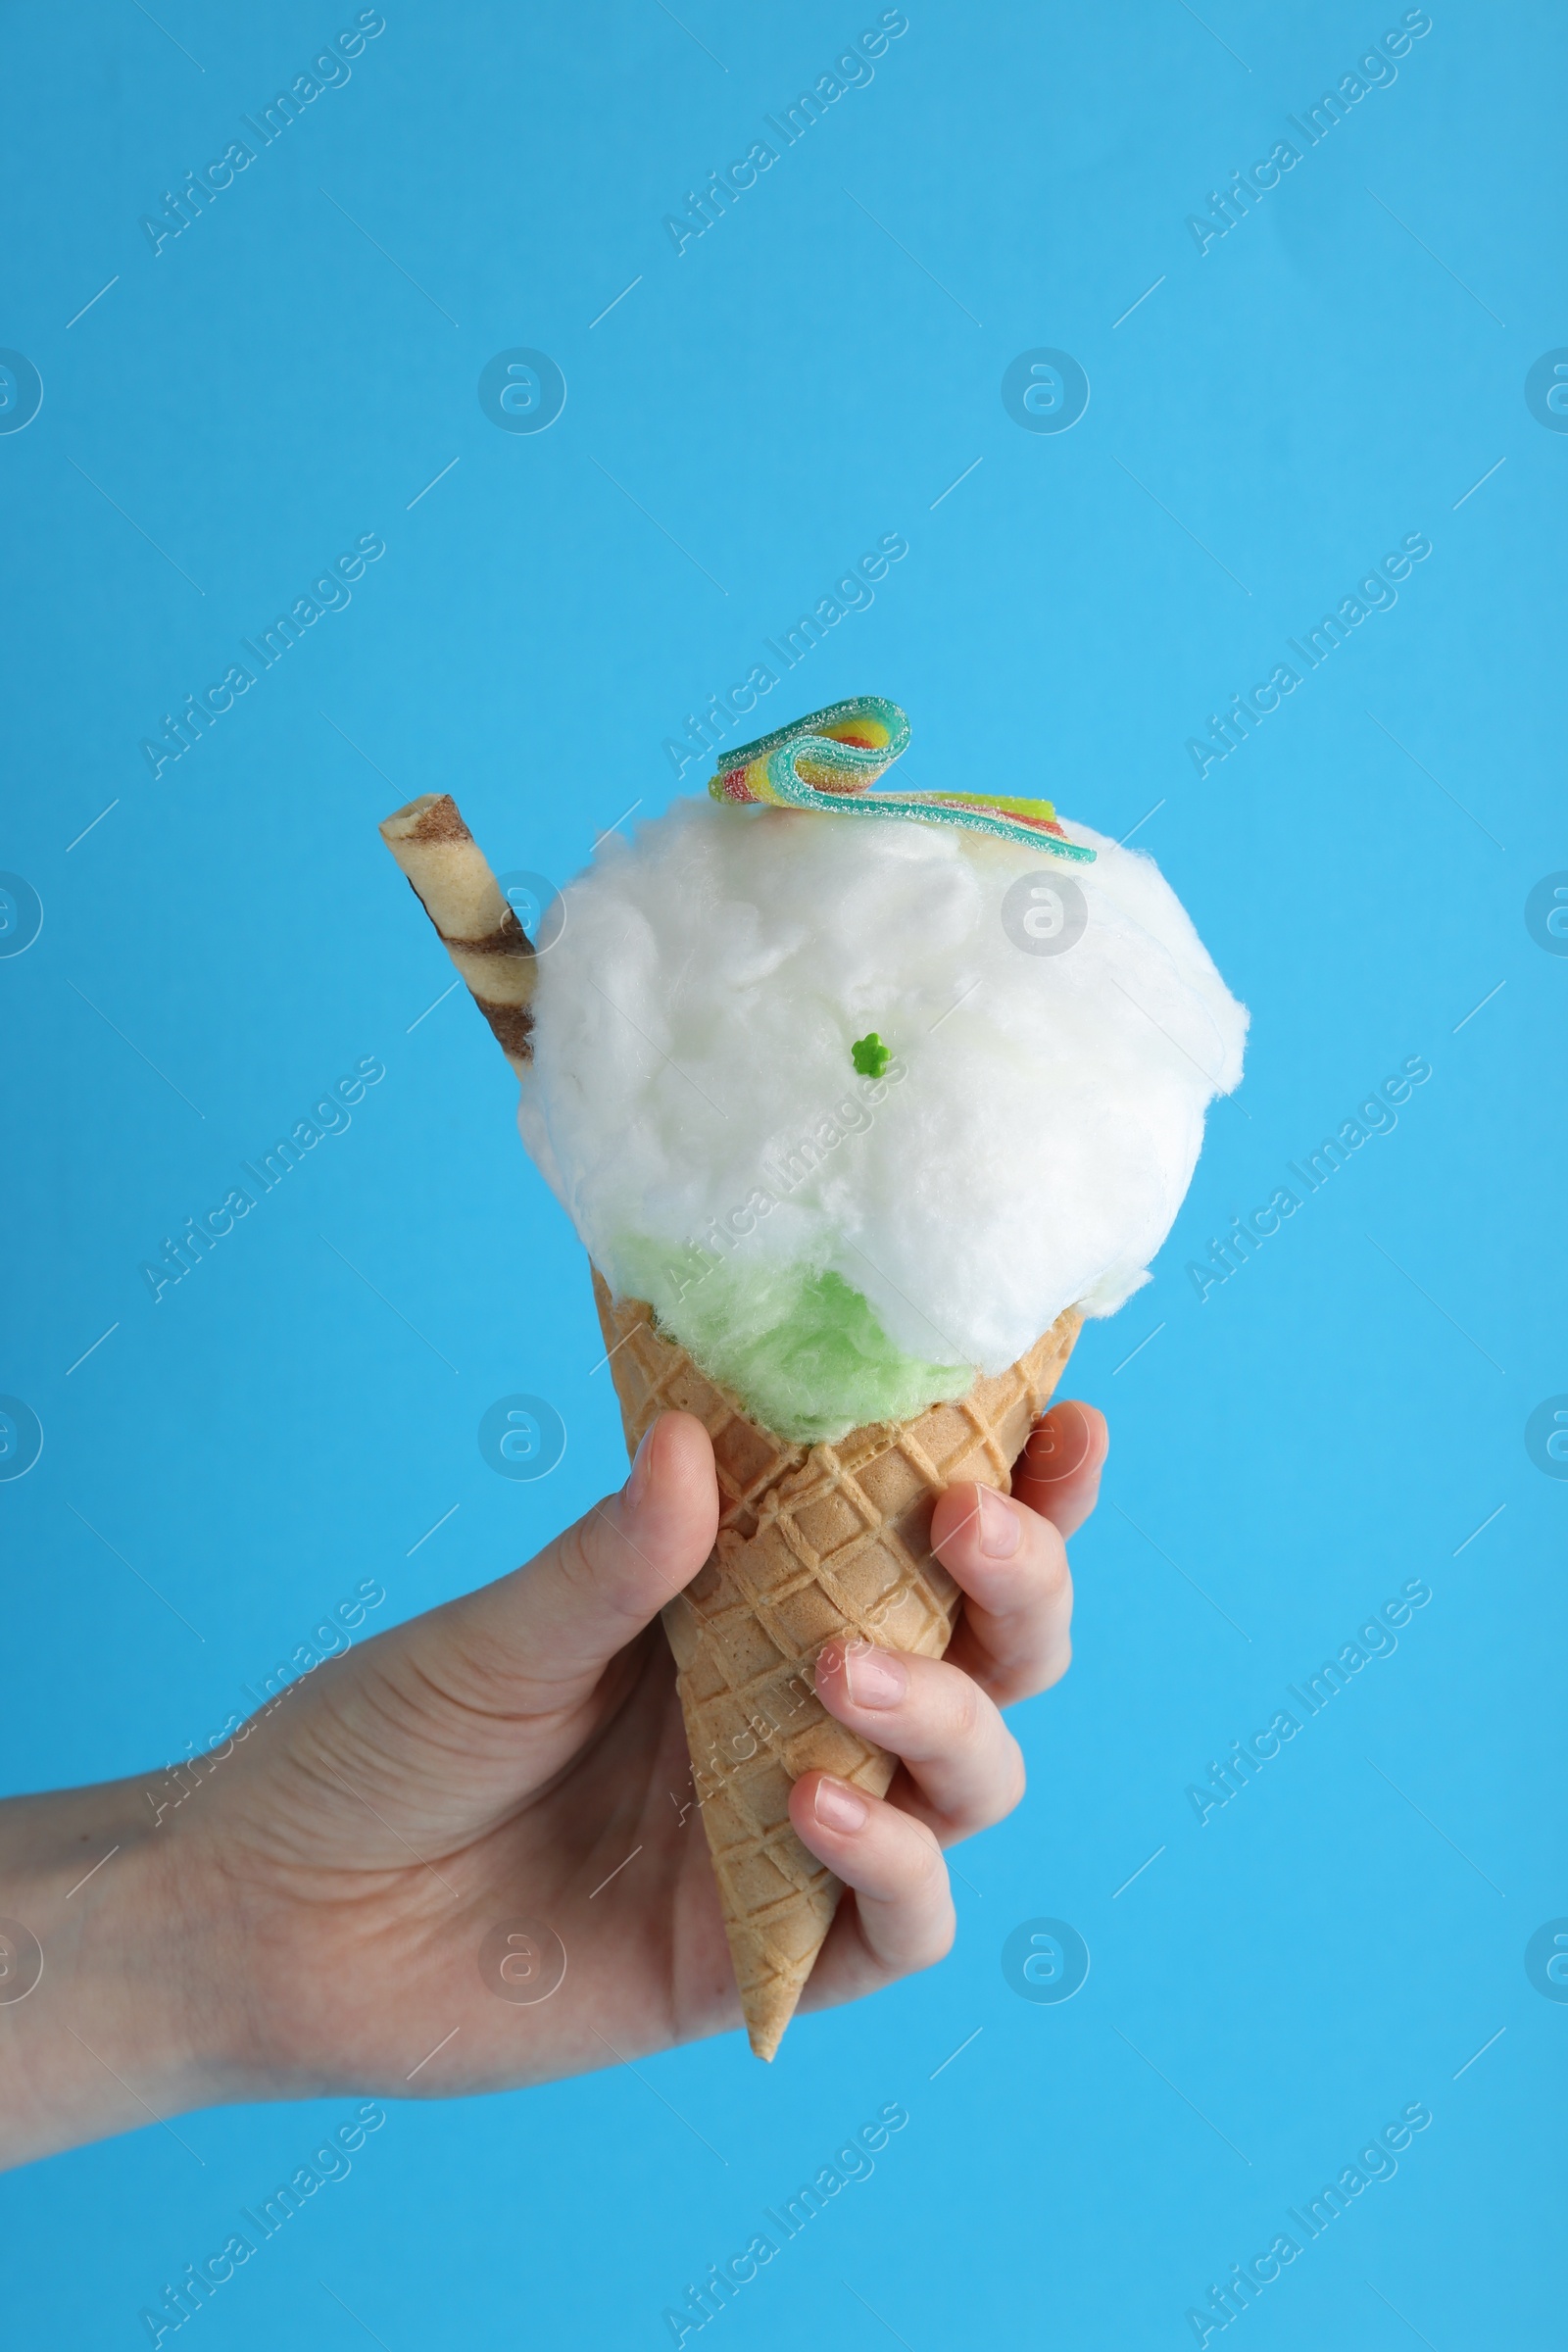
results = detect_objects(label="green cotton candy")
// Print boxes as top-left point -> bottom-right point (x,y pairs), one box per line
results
612,1241 -> 974,1446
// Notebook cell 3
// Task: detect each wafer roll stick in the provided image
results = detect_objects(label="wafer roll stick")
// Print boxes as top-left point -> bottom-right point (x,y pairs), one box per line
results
379,793 -> 535,1073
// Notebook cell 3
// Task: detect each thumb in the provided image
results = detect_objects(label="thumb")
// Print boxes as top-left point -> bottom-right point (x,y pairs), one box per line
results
405,1410 -> 720,1709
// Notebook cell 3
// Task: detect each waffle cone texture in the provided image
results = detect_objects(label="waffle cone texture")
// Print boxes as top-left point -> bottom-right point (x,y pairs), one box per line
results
591,1270 -> 1081,2060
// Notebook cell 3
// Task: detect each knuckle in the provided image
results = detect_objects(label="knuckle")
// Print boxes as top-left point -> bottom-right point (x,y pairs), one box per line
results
900,1873 -> 956,1973
956,1745 -> 1025,1838
551,1517 -> 598,1601
947,1671 -> 985,1747
923,1903 -> 957,1967
907,1817 -> 948,1893
553,1509 -> 653,1633
1035,1529 -> 1072,1604
995,1630 -> 1072,1704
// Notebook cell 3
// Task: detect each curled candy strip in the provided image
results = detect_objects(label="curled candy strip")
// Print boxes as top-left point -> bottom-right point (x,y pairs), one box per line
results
708,695 -> 1095,862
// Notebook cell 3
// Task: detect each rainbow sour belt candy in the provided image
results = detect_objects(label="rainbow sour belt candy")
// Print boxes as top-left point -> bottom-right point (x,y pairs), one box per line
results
708,695 -> 1097,861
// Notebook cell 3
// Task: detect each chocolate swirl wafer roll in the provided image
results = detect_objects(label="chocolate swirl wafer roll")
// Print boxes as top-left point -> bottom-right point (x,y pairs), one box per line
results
378,793 -> 535,1073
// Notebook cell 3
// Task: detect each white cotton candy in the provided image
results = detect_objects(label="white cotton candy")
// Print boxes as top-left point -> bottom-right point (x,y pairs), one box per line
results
518,796 -> 1247,1428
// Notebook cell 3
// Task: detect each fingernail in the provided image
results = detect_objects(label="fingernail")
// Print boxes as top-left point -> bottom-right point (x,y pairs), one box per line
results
627,1419 -> 658,1507
813,1776 -> 868,1833
1025,1400 -> 1091,1484
842,1641 -> 907,1710
978,1485 -> 1022,1558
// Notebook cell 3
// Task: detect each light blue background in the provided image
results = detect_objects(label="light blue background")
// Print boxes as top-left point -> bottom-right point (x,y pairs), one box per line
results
2,3 -> 1563,2345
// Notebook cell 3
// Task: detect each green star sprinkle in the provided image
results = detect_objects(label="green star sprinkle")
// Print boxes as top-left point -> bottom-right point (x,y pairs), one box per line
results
851,1032 -> 893,1079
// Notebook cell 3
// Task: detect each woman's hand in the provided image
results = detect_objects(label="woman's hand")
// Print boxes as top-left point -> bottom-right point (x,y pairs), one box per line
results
0,1400 -> 1106,2167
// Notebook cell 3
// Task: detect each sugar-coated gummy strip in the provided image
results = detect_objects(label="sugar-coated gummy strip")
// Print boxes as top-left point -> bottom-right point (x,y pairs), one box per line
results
709,695 -> 1097,862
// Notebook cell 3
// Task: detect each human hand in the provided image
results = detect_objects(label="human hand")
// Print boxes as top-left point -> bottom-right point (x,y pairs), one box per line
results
0,1399 -> 1106,2165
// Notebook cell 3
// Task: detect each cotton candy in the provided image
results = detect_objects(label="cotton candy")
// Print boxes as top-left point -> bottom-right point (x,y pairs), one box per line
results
518,797 -> 1247,1441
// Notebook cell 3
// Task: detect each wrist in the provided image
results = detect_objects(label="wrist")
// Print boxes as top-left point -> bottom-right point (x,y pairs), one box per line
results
0,1776 -> 246,2167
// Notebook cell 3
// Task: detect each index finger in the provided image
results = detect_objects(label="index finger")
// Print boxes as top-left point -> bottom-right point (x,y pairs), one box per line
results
1010,1399 -> 1107,1540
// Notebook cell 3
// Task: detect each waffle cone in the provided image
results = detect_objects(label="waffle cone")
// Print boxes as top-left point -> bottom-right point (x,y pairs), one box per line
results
591,1269 -> 1080,2060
